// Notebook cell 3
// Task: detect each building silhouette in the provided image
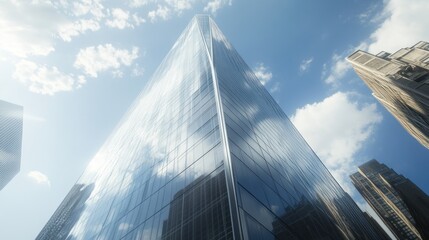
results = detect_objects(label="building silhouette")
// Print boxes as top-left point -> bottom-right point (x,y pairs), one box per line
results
351,159 -> 429,239
347,42 -> 429,149
38,15 -> 381,239
0,99 -> 23,190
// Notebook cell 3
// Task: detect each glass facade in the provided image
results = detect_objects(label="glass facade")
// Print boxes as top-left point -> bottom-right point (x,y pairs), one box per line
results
0,99 -> 23,190
38,15 -> 380,239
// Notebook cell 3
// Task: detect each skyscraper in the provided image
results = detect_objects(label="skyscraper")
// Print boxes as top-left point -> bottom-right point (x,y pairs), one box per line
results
0,99 -> 23,190
38,15 -> 380,239
351,159 -> 429,240
362,212 -> 391,240
347,42 -> 429,149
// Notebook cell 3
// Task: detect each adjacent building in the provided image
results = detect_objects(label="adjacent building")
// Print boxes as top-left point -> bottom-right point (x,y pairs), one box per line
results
351,159 -> 429,240
0,100 -> 23,190
38,15 -> 381,239
362,212 -> 391,240
347,42 -> 429,149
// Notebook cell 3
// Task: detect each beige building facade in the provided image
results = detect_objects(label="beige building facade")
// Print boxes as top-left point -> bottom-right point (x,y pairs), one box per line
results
347,41 -> 429,149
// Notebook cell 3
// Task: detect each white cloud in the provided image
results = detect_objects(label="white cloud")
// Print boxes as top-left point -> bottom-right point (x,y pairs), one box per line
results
204,0 -> 232,13
28,171 -> 51,186
299,57 -> 314,73
74,44 -> 139,78
130,0 -> 194,13
0,1 -> 59,58
323,42 -> 368,86
129,0 -> 154,8
253,63 -> 273,86
132,13 -> 146,26
112,70 -> 124,78
130,0 -> 231,20
290,92 -> 382,193
106,8 -> 131,29
13,60 -> 86,95
106,8 -> 146,29
57,0 -> 106,41
148,5 -> 171,22
165,0 -> 193,12
253,62 -> 279,93
71,0 -> 105,20
132,63 -> 145,77
58,19 -> 100,42
0,0 -> 108,58
324,0 -> 429,86
367,0 -> 429,54
324,54 -> 351,86
56,0 -> 106,41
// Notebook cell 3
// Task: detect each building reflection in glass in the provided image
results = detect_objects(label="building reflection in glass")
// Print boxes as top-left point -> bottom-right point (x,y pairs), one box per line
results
160,170 -> 231,240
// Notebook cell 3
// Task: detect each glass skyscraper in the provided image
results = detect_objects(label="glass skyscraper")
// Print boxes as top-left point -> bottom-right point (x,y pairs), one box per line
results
38,15 -> 380,240
351,159 -> 429,240
0,99 -> 23,190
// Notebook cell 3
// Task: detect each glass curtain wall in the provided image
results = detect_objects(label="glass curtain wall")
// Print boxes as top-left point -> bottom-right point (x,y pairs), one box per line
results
0,100 -> 23,190
38,15 -> 381,240
38,16 -> 232,240
210,17 -> 380,240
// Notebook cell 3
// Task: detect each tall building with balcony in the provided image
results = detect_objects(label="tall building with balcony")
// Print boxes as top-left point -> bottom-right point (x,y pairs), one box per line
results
351,159 -> 429,240
347,42 -> 429,149
0,99 -> 23,190
38,15 -> 381,239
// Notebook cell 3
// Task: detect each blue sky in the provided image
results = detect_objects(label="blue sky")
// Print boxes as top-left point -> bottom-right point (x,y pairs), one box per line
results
0,0 -> 428,239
